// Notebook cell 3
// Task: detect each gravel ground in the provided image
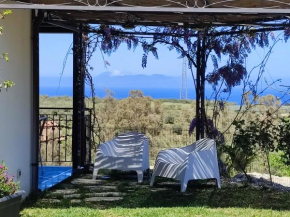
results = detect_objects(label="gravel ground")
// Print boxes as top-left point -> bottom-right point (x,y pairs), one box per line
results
231,172 -> 290,191
248,172 -> 290,187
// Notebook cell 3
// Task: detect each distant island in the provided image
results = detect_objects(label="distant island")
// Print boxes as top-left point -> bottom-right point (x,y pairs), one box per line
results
40,71 -> 193,89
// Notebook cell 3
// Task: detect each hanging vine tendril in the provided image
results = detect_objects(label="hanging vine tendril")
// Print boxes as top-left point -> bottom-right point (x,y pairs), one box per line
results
73,23 -> 290,158
80,25 -> 159,150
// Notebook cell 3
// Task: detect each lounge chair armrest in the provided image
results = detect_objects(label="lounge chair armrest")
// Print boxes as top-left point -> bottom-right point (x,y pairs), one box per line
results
156,148 -> 189,163
160,147 -> 189,156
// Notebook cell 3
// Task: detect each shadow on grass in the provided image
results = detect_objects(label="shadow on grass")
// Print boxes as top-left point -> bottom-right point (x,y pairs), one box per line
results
21,172 -> 290,212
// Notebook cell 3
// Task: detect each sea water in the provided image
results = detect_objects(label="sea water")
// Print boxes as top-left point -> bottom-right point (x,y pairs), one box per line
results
40,86 -> 289,105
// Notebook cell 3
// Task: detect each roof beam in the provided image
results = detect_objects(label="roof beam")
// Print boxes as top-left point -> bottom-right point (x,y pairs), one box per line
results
40,25 -> 76,33
2,4 -> 290,15
45,21 -> 79,32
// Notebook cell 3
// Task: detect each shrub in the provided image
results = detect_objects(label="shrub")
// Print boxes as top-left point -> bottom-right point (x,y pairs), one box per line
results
0,161 -> 19,197
224,120 -> 259,179
165,116 -> 174,124
269,153 -> 290,177
226,113 -> 277,181
276,117 -> 290,165
172,125 -> 183,135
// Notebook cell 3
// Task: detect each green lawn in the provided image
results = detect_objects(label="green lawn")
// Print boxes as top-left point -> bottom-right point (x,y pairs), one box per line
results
21,207 -> 290,217
20,174 -> 290,217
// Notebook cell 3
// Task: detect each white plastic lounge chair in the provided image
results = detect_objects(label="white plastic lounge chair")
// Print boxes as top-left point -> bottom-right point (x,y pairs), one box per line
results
150,138 -> 221,192
92,132 -> 149,183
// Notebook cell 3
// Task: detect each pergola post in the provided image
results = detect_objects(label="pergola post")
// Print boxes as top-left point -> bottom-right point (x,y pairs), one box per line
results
195,34 -> 201,140
200,32 -> 207,139
31,10 -> 43,192
72,24 -> 86,171
80,30 -> 88,167
195,32 -> 207,140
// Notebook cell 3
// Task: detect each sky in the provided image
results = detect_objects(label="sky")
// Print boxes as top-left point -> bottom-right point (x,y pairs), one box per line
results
39,32 -> 290,93
40,34 -> 184,79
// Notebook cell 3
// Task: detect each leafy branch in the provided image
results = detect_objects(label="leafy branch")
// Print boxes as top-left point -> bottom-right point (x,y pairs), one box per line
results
0,10 -> 13,92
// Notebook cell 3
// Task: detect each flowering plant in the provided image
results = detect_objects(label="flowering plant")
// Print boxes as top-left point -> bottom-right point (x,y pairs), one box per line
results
0,161 -> 19,198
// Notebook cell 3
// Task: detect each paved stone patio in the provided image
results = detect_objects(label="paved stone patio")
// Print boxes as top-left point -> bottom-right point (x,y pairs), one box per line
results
36,171 -> 219,208
21,171 -> 290,214
39,172 -> 157,205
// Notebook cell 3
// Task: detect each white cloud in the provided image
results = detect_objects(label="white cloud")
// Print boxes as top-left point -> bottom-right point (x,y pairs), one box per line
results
110,69 -> 134,76
111,69 -> 122,76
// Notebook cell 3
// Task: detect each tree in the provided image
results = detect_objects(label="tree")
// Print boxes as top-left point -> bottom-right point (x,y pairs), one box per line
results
82,23 -> 290,149
129,90 -> 144,98
224,94 -> 286,182
96,91 -> 163,136
141,27 -> 280,140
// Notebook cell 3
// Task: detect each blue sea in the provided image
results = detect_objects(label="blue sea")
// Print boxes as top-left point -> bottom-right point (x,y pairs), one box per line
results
40,86 -> 289,105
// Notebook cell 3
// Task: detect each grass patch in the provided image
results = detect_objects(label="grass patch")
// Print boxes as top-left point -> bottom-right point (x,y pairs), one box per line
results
21,207 -> 290,217
270,153 -> 290,177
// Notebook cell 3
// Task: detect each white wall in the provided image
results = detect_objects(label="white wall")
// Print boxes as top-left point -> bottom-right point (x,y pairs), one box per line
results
0,9 -> 32,198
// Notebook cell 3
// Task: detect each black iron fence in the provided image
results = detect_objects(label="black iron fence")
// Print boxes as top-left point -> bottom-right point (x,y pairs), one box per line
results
38,108 -> 197,166
39,108 -> 92,166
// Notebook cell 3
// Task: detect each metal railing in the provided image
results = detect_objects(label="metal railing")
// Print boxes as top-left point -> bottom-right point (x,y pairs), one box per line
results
39,108 -> 92,166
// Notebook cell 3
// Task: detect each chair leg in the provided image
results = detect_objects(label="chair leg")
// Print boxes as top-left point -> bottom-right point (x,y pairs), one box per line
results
92,169 -> 99,180
216,177 -> 221,188
147,168 -> 151,179
180,179 -> 188,192
137,171 -> 144,183
150,173 -> 156,187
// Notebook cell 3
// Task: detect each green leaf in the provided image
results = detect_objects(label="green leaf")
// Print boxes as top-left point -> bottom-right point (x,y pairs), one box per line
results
3,10 -> 12,16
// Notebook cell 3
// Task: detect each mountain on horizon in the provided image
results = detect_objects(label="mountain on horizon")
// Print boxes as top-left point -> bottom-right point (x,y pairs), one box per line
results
93,71 -> 195,89
41,71 -> 195,89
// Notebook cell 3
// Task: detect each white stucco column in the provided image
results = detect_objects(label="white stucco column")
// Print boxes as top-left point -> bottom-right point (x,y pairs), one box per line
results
0,9 -> 32,197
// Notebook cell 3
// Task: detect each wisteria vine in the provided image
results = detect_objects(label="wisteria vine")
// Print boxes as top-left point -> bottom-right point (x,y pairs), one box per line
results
74,23 -> 290,148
